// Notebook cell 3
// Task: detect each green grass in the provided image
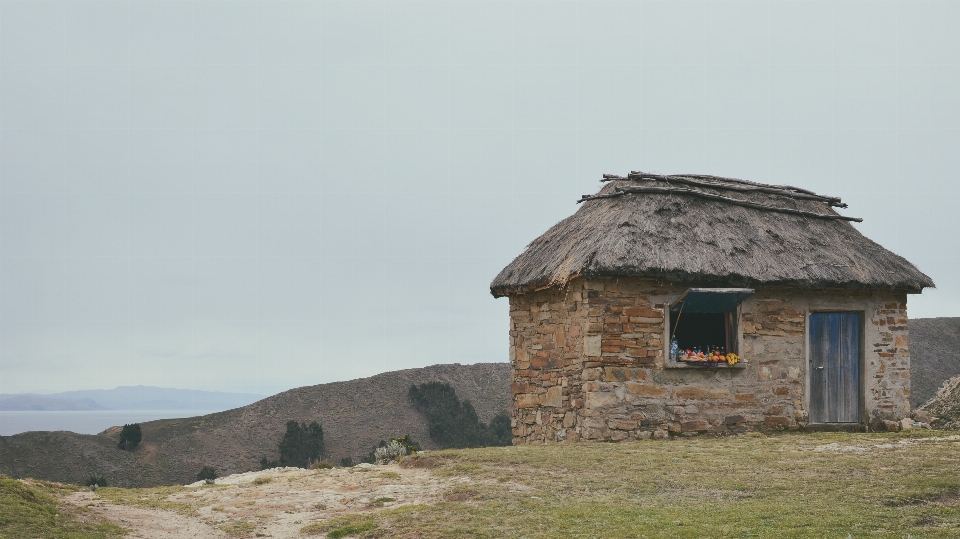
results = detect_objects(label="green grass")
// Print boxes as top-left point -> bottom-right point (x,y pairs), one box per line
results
301,515 -> 377,537
0,475 -> 126,539
218,520 -> 255,536
361,431 -> 960,538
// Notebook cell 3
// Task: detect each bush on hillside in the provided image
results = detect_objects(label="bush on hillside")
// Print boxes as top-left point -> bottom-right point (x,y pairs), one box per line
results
408,382 -> 512,449
85,476 -> 107,488
197,466 -> 218,482
361,435 -> 421,464
374,441 -> 408,464
117,423 -> 142,451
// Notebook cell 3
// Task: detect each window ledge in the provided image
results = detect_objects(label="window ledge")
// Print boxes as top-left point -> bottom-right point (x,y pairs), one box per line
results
664,361 -> 748,370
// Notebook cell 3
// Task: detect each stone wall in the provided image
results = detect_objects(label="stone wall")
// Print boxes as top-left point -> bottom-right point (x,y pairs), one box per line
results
508,278 -> 587,443
509,277 -> 912,443
864,294 -> 911,422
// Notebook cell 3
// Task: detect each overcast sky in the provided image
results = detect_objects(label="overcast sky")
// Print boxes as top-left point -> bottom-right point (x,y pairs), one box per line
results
1,0 -> 958,396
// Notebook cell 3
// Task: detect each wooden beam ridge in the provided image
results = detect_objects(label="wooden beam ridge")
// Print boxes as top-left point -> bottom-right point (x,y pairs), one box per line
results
635,172 -> 845,208
602,172 -> 846,208
577,184 -> 864,223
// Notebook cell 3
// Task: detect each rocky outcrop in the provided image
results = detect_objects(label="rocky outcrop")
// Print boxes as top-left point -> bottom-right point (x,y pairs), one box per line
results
920,375 -> 960,430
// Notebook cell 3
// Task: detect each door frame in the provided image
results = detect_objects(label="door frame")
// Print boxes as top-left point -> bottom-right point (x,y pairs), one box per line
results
805,310 -> 865,424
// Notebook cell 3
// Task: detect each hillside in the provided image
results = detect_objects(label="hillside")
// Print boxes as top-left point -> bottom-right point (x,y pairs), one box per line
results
0,362 -> 511,488
909,317 -> 960,407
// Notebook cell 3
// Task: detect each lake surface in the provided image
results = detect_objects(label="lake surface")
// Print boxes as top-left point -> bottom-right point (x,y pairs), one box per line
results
0,410 -> 219,436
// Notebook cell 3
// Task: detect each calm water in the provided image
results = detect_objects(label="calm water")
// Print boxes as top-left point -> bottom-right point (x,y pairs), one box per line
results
0,410 -> 219,436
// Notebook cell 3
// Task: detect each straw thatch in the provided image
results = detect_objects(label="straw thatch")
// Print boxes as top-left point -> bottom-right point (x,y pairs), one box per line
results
490,172 -> 934,297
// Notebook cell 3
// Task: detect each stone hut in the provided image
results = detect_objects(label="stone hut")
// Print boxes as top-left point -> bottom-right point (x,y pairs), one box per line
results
490,172 -> 934,442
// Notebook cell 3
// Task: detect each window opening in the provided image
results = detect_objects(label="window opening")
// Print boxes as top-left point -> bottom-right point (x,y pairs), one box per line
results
669,288 -> 754,365
670,312 -> 729,352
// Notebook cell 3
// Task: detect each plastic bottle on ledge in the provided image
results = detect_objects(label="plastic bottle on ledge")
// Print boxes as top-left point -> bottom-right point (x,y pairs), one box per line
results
670,337 -> 679,362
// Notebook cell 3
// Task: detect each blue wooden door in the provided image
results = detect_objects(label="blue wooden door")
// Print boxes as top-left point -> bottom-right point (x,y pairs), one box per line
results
809,313 -> 861,423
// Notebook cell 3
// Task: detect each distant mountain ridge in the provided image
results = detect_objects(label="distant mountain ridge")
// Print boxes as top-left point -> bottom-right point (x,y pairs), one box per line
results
0,386 -> 265,411
0,396 -> 107,411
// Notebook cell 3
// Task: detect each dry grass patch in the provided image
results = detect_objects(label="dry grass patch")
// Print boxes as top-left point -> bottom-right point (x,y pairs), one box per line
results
317,431 -> 960,538
95,485 -> 196,515
399,453 -> 446,469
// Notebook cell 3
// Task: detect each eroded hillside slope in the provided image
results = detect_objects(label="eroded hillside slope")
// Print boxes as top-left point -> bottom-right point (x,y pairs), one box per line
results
909,317 -> 960,408
0,363 -> 510,488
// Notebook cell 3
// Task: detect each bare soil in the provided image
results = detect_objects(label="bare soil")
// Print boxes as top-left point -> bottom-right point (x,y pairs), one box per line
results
64,463 -> 458,538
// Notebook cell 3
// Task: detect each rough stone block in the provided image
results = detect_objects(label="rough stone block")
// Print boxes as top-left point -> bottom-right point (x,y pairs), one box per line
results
625,382 -> 667,397
681,420 -> 709,432
511,383 -> 533,394
880,419 -> 900,432
517,394 -> 539,408
585,335 -> 601,357
675,387 -> 730,400
582,368 -> 602,381
585,391 -> 618,409
609,430 -> 629,441
542,386 -> 563,408
763,416 -> 790,428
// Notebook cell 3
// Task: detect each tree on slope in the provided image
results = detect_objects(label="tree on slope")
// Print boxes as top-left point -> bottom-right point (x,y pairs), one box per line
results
408,382 -> 512,449
117,423 -> 142,451
278,420 -> 325,468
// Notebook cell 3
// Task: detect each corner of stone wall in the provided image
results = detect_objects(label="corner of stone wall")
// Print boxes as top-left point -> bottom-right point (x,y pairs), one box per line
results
866,293 -> 911,422
510,279 -> 588,443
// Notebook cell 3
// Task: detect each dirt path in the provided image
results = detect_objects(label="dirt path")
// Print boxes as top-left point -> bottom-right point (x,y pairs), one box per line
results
65,463 -> 457,538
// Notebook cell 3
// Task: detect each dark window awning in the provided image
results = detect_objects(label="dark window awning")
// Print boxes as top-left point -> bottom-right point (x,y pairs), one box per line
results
670,288 -> 755,314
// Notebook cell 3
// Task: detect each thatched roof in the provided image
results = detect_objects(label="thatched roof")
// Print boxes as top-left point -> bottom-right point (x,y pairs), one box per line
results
490,172 -> 934,297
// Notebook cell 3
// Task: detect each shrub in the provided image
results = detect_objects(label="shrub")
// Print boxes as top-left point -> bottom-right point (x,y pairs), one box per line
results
391,434 -> 421,454
197,466 -> 218,482
117,423 -> 142,451
408,382 -> 512,449
361,435 -> 421,464
339,457 -> 354,467
374,440 -> 407,464
85,476 -> 107,488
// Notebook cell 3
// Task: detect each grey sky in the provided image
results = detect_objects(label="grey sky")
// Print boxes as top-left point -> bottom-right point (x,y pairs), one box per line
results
1,1 -> 958,396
